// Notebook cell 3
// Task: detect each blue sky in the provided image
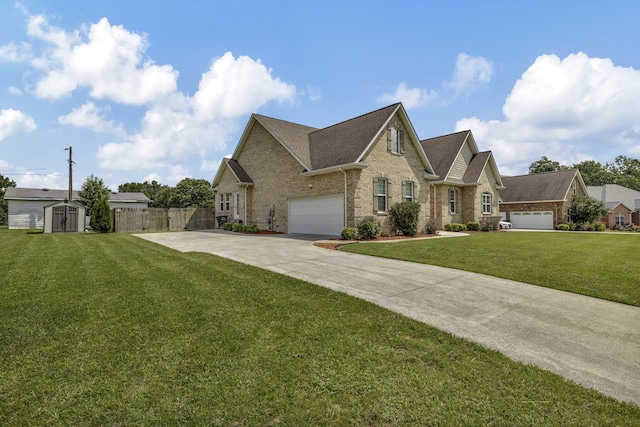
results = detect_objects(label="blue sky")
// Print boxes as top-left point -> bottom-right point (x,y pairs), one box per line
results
2,1 -> 640,190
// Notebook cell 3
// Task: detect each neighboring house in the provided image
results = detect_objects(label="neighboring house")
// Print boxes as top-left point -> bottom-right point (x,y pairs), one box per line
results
587,184 -> 640,227
211,103 -> 504,235
499,169 -> 587,229
4,188 -> 151,229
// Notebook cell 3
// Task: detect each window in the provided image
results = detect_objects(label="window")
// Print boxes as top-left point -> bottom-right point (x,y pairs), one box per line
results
403,182 -> 414,202
573,181 -> 577,195
482,192 -> 492,214
234,192 -> 240,219
389,126 -> 404,154
616,213 -> 625,226
220,193 -> 231,211
376,178 -> 388,212
390,127 -> 399,153
449,189 -> 458,214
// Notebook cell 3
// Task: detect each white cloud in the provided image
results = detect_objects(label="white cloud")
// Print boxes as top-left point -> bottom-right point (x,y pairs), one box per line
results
0,108 -> 37,141
306,85 -> 322,101
200,159 -> 221,172
8,86 -> 24,95
0,157 -> 65,190
448,53 -> 493,96
376,82 -> 437,109
0,41 -> 32,62
455,52 -> 640,174
28,15 -> 178,104
58,102 -> 125,136
97,52 -> 297,170
377,53 -> 492,109
192,52 -> 296,120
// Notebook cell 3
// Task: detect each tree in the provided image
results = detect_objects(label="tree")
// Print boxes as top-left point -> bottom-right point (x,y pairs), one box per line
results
153,178 -> 215,208
118,180 -> 166,207
78,174 -> 110,215
572,160 -> 610,186
91,198 -> 112,233
528,156 -> 569,174
606,155 -> 640,191
0,174 -> 17,226
568,194 -> 609,224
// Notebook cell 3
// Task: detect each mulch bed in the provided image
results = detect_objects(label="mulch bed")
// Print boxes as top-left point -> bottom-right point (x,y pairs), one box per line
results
313,233 -> 437,250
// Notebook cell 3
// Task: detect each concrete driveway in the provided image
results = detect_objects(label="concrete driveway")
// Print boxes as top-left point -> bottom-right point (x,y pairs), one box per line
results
135,230 -> 640,407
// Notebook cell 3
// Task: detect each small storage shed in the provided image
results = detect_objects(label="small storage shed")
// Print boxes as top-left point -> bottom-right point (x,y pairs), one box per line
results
43,200 -> 86,233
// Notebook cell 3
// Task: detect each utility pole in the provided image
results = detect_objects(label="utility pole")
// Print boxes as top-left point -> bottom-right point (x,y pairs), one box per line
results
65,147 -> 73,201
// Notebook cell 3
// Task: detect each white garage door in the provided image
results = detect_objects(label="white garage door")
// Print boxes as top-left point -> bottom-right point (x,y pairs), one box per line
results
289,194 -> 344,235
510,211 -> 554,229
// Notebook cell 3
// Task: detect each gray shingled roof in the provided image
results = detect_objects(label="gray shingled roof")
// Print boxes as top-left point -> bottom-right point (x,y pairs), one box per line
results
225,158 -> 254,183
588,184 -> 640,211
308,103 -> 400,170
4,187 -> 150,203
420,131 -> 469,178
462,151 -> 491,184
253,115 -> 318,169
500,170 -> 579,202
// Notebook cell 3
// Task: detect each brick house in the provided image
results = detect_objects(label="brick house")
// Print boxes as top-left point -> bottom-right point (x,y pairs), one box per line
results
587,184 -> 640,227
211,103 -> 504,235
499,169 -> 587,229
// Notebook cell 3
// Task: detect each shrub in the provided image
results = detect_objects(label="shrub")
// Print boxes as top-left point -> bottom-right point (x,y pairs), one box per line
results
232,223 -> 244,232
357,216 -> 382,240
555,223 -> 570,231
244,224 -> 259,233
444,223 -> 466,232
222,222 -> 233,231
425,219 -> 437,235
341,227 -> 357,240
90,198 -> 112,233
479,216 -> 500,232
592,222 -> 606,232
466,221 -> 480,231
389,201 -> 421,236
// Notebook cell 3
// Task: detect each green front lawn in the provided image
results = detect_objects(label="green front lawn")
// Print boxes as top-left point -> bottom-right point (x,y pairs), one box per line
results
1,229 -> 638,425
341,231 -> 640,307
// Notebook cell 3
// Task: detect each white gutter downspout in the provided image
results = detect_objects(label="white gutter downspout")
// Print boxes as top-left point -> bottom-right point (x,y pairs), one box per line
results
340,167 -> 347,228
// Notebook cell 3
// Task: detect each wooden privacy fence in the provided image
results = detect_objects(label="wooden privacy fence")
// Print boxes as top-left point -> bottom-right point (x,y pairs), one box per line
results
112,207 -> 216,232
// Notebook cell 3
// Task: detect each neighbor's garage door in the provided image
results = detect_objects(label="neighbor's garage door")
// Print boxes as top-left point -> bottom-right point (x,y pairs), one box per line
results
289,194 -> 344,235
510,211 -> 554,229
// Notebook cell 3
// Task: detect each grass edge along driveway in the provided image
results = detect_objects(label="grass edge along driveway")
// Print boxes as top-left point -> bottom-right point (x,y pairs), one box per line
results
1,229 -> 639,425
341,231 -> 640,307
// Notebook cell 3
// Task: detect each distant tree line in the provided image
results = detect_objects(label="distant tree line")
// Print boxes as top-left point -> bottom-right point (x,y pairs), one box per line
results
528,155 -> 640,191
118,178 -> 215,208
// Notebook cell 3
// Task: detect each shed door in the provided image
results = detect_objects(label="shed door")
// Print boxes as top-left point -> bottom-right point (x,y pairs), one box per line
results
52,207 -> 66,232
510,211 -> 554,229
66,207 -> 78,232
289,194 -> 344,236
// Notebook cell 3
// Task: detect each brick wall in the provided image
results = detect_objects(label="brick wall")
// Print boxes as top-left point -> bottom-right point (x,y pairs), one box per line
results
355,114 -> 431,234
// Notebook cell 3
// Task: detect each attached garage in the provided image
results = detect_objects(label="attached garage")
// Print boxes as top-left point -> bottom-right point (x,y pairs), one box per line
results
288,194 -> 344,235
510,211 -> 554,229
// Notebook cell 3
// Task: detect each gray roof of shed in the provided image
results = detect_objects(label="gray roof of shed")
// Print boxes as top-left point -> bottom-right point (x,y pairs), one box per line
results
500,170 -> 579,202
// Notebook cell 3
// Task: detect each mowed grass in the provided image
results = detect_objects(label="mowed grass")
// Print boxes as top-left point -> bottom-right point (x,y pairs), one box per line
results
1,230 -> 638,425
341,232 -> 640,307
